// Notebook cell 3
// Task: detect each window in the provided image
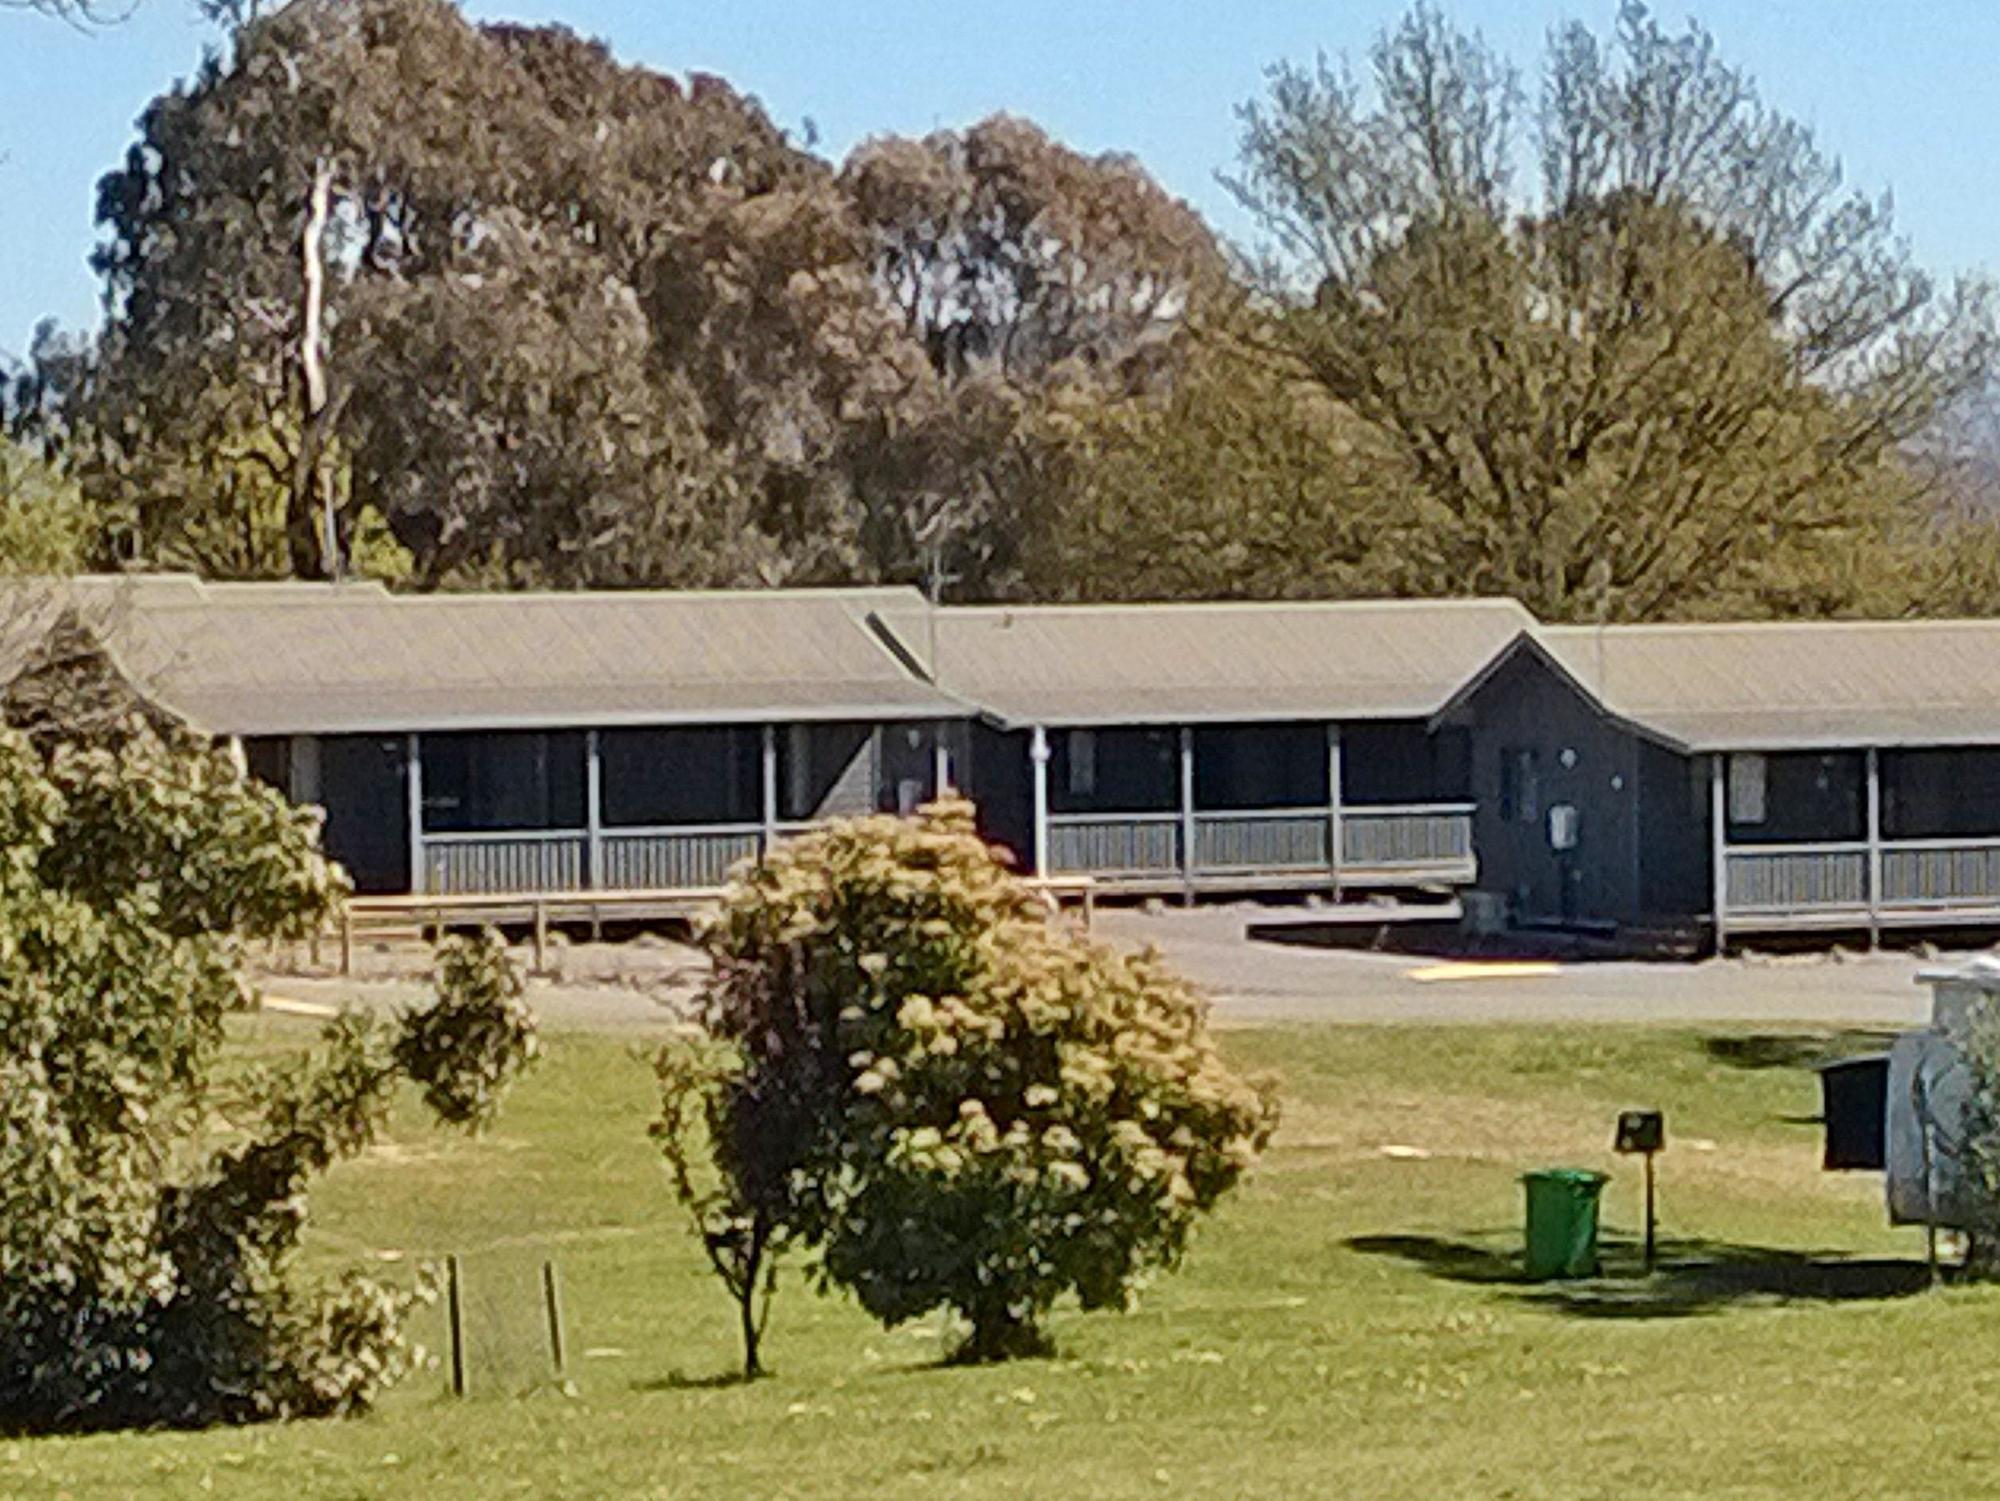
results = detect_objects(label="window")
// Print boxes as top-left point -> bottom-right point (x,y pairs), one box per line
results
241,736 -> 290,794
1884,748 -> 2000,839
781,723 -> 875,821
1067,730 -> 1098,798
1499,748 -> 1539,826
1728,753 -> 1768,825
1193,723 -> 1327,811
1049,728 -> 1176,814
1344,723 -> 1471,804
1728,751 -> 1863,844
422,732 -> 586,832
602,726 -> 760,827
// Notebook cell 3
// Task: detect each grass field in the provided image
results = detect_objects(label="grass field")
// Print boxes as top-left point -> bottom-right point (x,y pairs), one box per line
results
9,1016 -> 1997,1501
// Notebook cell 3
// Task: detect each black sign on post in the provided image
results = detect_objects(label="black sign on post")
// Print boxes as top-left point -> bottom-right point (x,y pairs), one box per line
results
1613,1110 -> 1665,1272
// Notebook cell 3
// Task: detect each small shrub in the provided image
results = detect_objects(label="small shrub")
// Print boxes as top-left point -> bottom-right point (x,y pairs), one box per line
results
689,798 -> 1277,1364
651,1035 -> 790,1379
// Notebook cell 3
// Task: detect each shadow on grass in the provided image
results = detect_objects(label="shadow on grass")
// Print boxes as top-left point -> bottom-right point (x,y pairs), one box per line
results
1701,1030 -> 1901,1072
1346,1230 -> 1934,1319
630,1370 -> 759,1393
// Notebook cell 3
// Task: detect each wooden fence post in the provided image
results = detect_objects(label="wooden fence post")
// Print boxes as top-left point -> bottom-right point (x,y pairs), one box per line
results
445,1253 -> 467,1397
542,1259 -> 567,1377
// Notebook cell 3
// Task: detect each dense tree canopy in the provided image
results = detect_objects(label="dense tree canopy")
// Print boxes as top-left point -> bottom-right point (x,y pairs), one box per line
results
13,0 -> 2000,620
1200,2 -> 1996,620
0,438 -> 96,575
0,654 -> 537,1431
42,0 -> 1210,595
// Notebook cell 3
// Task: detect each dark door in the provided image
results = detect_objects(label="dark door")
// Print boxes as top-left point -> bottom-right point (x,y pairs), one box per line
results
320,735 -> 410,894
878,722 -> 937,814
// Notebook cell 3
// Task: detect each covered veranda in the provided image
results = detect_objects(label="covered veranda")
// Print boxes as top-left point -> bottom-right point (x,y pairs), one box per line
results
390,718 -> 956,896
1026,719 -> 1476,894
869,597 -> 1531,898
121,580 -> 968,899
1714,746 -> 2000,940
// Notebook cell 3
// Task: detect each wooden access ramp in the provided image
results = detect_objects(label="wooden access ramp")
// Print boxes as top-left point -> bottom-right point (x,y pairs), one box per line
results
323,877 -> 1096,976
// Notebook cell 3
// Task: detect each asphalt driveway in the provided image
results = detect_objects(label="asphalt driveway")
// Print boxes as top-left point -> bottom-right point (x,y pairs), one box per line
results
258,904 -> 1959,1033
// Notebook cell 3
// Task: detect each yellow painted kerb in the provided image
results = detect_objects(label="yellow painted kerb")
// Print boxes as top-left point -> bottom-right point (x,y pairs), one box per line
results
1405,961 -> 1562,983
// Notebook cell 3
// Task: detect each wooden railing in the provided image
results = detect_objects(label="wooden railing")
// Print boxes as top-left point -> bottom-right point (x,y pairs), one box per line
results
599,825 -> 763,890
1724,844 -> 1870,914
1044,804 -> 1477,886
1880,838 -> 2000,907
422,824 -> 768,896
1046,813 -> 1181,876
1194,810 -> 1332,872
423,831 -> 588,895
1341,803 -> 1477,876
420,804 -> 1484,900
1723,836 -> 2000,927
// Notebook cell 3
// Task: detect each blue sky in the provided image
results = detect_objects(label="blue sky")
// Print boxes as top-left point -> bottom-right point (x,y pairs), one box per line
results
4,0 -> 1998,359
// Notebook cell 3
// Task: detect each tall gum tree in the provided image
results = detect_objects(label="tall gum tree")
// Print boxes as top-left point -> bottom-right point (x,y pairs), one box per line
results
64,0 -> 1216,597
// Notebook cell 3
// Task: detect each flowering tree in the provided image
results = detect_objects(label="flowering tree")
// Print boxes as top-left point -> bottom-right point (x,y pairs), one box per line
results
677,799 -> 1277,1365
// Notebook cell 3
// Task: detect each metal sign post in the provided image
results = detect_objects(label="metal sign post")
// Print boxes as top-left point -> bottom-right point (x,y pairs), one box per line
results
1614,1110 -> 1665,1274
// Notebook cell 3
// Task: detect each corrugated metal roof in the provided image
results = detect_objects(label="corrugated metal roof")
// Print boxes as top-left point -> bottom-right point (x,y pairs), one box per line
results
22,574 -> 2000,750
872,598 -> 1535,726
1,578 -> 962,735
1538,620 -> 2000,750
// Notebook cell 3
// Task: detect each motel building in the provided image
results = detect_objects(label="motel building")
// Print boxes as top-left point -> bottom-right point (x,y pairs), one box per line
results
19,574 -> 2000,953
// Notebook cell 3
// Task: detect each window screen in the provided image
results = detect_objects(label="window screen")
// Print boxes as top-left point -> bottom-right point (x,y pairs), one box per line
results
602,726 -> 761,827
421,732 -> 586,832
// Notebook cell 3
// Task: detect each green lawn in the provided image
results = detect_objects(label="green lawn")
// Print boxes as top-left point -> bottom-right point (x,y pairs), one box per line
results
10,1018 -> 1995,1501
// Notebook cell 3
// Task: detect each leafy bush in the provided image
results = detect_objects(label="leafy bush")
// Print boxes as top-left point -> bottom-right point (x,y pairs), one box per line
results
685,798 -> 1277,1364
0,723 -> 538,1433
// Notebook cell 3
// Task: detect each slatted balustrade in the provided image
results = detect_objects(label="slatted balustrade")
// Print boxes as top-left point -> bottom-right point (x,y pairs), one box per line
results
598,827 -> 763,890
1194,811 -> 1332,872
1046,814 -> 1182,877
1340,804 -> 1477,878
1722,838 -> 2000,929
1879,839 -> 2000,908
1043,804 -> 1476,886
424,832 -> 588,895
1723,845 -> 1870,913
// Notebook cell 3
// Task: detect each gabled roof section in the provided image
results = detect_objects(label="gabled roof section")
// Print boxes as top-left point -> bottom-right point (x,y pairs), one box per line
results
1537,619 -> 2000,751
0,577 -> 962,735
872,598 -> 1536,727
1428,628 -> 1686,750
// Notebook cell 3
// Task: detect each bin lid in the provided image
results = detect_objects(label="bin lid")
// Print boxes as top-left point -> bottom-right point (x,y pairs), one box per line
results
1521,1168 -> 1609,1186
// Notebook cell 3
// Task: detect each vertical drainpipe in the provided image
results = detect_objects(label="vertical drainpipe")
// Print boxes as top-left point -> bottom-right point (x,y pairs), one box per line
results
1179,725 -> 1197,902
1030,725 -> 1051,877
406,731 -> 426,896
1865,746 -> 1883,949
1327,722 -> 1345,900
760,723 -> 779,859
585,729 -> 604,892
1709,752 -> 1727,956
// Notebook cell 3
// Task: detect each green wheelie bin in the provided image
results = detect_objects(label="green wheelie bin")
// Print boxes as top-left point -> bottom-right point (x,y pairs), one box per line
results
1522,1168 -> 1608,1279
